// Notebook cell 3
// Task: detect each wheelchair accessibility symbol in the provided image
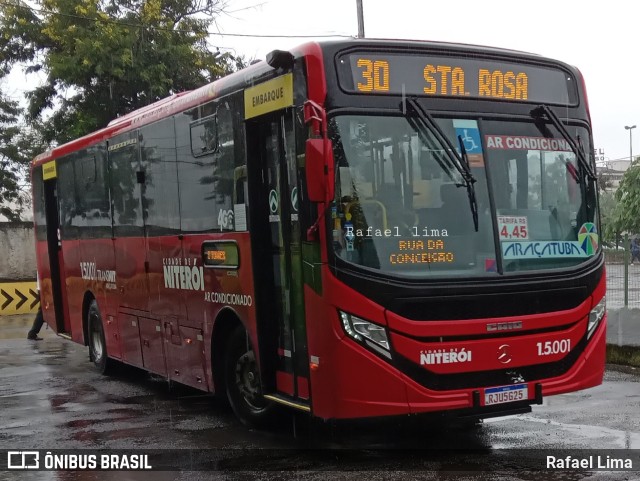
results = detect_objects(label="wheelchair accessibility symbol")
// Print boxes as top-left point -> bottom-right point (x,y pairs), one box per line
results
455,127 -> 482,154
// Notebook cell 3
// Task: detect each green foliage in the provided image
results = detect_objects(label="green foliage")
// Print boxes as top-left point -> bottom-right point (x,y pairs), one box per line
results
0,82 -> 47,221
599,189 -> 617,244
597,165 -> 618,243
1,0 -> 243,144
0,0 -> 244,220
610,165 -> 640,235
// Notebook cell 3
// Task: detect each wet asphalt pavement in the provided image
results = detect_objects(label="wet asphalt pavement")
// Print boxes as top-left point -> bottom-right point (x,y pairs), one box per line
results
1,316 -> 639,480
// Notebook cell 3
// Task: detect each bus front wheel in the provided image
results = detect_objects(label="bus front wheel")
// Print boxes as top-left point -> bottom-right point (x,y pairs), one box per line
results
87,300 -> 112,374
225,326 -> 274,427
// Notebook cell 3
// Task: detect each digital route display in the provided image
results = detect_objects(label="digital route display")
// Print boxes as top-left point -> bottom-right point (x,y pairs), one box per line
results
337,52 -> 575,105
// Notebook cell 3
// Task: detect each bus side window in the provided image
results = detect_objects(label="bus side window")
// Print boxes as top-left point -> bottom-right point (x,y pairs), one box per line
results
212,100 -> 237,231
77,147 -> 111,238
109,140 -> 144,234
177,96 -> 242,233
190,115 -> 217,157
140,118 -> 180,236
177,107 -> 218,233
57,156 -> 78,240
32,168 -> 47,241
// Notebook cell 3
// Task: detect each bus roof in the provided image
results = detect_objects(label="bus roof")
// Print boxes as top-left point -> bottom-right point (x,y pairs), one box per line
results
32,38 -> 570,167
32,55 -> 277,166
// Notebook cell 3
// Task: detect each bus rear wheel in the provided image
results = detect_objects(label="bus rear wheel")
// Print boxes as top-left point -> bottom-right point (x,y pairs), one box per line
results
87,300 -> 112,374
225,326 -> 274,427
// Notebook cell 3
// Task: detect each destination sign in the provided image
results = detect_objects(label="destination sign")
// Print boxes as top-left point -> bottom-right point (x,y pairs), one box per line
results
389,239 -> 454,265
202,241 -> 239,268
337,52 -> 575,105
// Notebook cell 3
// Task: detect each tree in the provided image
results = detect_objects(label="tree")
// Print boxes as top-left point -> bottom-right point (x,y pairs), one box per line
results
599,189 -> 617,244
0,77 -> 47,221
595,167 -> 617,244
609,164 -> 640,236
0,0 -> 243,145
0,91 -> 26,221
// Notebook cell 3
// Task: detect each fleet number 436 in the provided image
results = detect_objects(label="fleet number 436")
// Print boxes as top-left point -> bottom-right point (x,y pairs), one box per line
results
536,339 -> 570,356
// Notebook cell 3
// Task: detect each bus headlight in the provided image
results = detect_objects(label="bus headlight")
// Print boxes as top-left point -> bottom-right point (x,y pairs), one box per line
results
339,311 -> 391,359
587,296 -> 606,339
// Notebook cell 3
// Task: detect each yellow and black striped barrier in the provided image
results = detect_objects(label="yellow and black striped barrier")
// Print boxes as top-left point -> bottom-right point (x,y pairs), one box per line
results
0,282 -> 40,315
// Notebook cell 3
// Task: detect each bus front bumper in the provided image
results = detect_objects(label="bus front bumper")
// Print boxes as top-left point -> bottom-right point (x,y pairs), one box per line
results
309,314 -> 606,420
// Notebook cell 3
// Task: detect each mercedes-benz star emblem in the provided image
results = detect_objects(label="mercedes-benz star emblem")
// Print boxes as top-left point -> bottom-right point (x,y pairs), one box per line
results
497,344 -> 512,364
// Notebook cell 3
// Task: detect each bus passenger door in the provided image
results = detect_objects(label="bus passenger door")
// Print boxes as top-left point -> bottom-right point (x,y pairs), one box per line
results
247,109 -> 309,404
42,172 -> 71,334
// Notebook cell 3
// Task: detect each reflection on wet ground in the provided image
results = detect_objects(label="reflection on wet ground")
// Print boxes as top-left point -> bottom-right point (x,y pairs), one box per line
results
0,314 -> 57,340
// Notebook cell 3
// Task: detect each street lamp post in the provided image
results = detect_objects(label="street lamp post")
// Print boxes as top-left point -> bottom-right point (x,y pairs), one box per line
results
355,0 -> 365,38
625,125 -> 636,166
624,125 -> 636,307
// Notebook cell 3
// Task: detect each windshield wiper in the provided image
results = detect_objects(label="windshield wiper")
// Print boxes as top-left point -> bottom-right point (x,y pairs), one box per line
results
530,105 -> 597,181
457,134 -> 479,232
402,97 -> 479,231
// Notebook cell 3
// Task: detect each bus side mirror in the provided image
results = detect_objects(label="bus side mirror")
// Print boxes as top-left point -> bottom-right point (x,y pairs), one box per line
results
305,138 -> 334,203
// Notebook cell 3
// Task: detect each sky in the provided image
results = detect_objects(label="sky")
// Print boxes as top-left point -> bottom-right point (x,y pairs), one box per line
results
4,0 -> 638,165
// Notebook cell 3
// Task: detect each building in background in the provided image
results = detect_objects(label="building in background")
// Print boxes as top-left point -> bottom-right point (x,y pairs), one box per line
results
597,156 -> 638,190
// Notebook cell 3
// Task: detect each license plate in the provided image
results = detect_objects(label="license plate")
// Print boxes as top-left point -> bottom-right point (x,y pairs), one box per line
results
484,383 -> 528,406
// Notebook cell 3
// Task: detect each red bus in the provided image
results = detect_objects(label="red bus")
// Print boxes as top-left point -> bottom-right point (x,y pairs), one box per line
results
31,39 -> 606,426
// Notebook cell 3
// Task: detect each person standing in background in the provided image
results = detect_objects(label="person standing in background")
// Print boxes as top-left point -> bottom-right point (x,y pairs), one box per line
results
27,274 -> 44,340
27,307 -> 44,341
631,237 -> 640,265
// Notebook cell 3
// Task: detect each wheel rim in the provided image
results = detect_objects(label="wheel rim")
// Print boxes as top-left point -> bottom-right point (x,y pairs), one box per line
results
90,313 -> 104,362
234,350 -> 266,412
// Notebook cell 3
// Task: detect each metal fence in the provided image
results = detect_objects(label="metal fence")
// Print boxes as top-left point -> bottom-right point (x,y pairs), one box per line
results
605,242 -> 640,309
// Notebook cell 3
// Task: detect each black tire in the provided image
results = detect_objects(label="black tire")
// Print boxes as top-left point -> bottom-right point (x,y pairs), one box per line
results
225,326 -> 274,427
87,300 -> 112,374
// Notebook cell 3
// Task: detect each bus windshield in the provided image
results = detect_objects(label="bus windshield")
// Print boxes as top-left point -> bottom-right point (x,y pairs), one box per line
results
330,114 -> 598,277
